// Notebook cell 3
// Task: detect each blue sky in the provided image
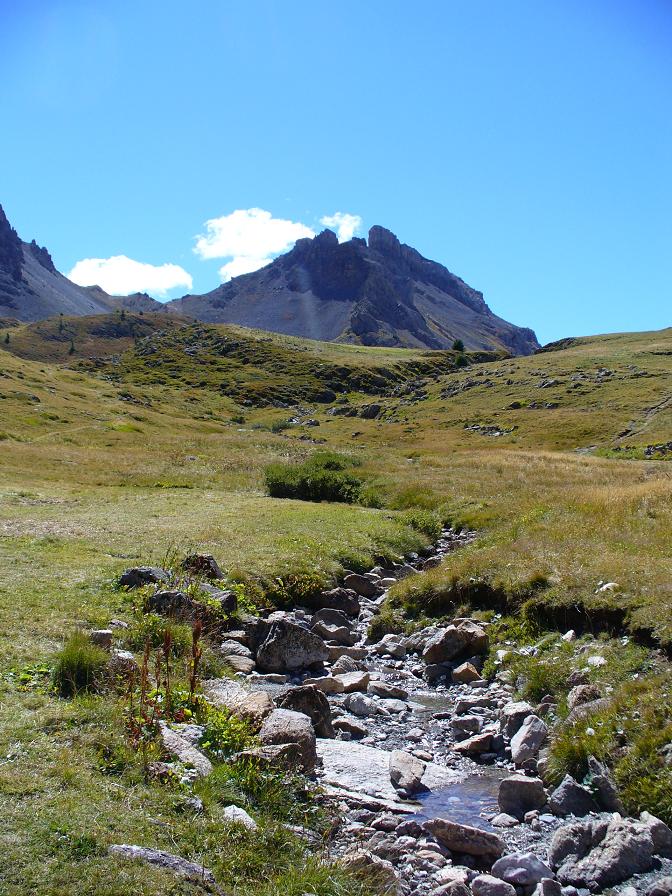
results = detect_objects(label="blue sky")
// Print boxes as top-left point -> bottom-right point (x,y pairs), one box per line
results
1,0 -> 670,344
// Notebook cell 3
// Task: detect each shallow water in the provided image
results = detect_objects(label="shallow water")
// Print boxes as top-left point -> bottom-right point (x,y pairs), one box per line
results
409,767 -> 507,829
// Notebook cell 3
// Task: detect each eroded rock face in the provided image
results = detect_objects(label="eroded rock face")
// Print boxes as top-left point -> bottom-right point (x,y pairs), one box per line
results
259,708 -> 317,773
255,619 -> 329,673
548,816 -> 655,890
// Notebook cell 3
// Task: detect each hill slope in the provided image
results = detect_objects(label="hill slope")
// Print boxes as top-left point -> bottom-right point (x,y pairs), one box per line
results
169,225 -> 539,355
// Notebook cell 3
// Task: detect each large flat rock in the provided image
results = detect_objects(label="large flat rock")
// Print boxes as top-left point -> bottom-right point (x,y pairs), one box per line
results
317,739 -> 460,805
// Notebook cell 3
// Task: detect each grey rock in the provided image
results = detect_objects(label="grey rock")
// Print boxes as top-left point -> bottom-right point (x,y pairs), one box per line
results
451,715 -> 483,739
548,816 -> 655,890
313,587 -> 360,616
491,852 -> 554,887
343,573 -> 378,598
302,674 -> 344,694
90,629 -> 113,649
567,684 -> 601,711
182,553 -> 223,579
203,679 -> 273,729
641,811 -> 672,857
334,671 -> 370,693
500,701 -> 535,739
344,693 -> 379,717
219,639 -> 253,659
549,775 -> 599,817
340,850 -> 399,894
471,873 -> 516,896
423,818 -> 505,861
646,877 -> 672,896
498,775 -> 547,819
223,654 -> 255,673
256,619 -> 329,673
533,881 -> 563,896
585,755 -> 623,812
389,750 -> 426,795
333,717 -> 367,738
373,634 -> 407,658
222,804 -> 257,830
312,607 -> 353,629
158,722 -> 212,778
276,684 -> 334,738
259,708 -> 317,773
452,731 -> 493,754
511,715 -> 548,765
118,566 -> 169,589
368,681 -> 409,700
452,661 -> 483,684
108,845 -> 222,893
311,620 -> 357,645
422,621 -> 488,664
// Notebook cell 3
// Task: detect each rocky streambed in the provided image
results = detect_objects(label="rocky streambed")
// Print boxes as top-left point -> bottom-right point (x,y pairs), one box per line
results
109,533 -> 672,896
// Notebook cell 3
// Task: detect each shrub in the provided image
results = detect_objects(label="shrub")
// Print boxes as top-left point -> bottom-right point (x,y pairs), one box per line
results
126,614 -> 193,657
265,463 -> 361,504
52,631 -> 109,697
399,509 -> 442,540
199,706 -> 254,760
452,338 -> 465,352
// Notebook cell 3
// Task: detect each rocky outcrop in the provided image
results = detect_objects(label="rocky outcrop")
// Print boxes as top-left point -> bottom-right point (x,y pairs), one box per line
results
168,225 -> 539,355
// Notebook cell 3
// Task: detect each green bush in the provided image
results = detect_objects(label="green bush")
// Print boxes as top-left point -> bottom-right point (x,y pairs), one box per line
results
52,631 -> 109,697
265,463 -> 361,504
126,614 -> 193,657
399,509 -> 442,540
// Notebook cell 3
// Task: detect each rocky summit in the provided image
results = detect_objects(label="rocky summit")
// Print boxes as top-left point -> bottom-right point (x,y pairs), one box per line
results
168,225 -> 539,354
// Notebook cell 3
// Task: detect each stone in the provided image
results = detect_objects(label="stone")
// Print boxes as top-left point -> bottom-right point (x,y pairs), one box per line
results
389,750 -> 426,795
219,639 -> 253,659
313,607 -> 353,628
334,671 -> 371,693
433,884 -> 471,896
223,655 -> 256,674
471,874 -> 516,896
330,654 -> 363,674
452,662 -> 483,684
107,649 -> 139,682
90,629 -> 113,649
422,621 -> 488,664
276,684 -> 334,738
491,852 -> 554,887
311,621 -> 357,645
158,722 -> 212,778
368,681 -> 409,700
340,850 -> 399,894
510,715 -> 548,764
182,553 -> 223,579
147,590 -> 196,621
343,573 -> 378,598
256,619 -> 329,673
641,811 -> 672,857
344,693 -> 379,717
333,717 -> 367,738
302,675 -> 345,694
423,818 -> 505,861
203,679 -> 273,730
548,816 -> 655,890
118,566 -> 169,589
108,845 -> 222,892
451,715 -> 483,739
586,755 -> 623,812
498,775 -> 547,819
222,804 -> 257,830
313,587 -> 360,616
549,775 -> 599,817
567,684 -> 601,711
491,813 -> 520,828
198,583 -> 238,613
237,744 -> 302,770
500,701 -> 534,739
373,634 -> 407,658
259,708 -> 317,773
647,878 -> 672,896
532,881 -> 562,896
452,732 -> 493,754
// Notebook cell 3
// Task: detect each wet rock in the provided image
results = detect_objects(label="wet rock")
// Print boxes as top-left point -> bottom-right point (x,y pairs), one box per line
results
471,873 -> 516,896
423,621 -> 489,664
500,701 -> 535,739
203,679 -> 273,730
498,775 -> 547,819
511,715 -> 548,765
276,684 -> 334,738
182,553 -> 223,579
549,775 -> 599,817
118,566 -> 169,589
548,816 -> 655,890
491,852 -> 554,887
424,818 -> 505,861
222,805 -> 257,830
256,619 -> 329,673
389,750 -> 426,795
108,845 -> 223,893
343,573 -> 378,598
259,708 -> 317,773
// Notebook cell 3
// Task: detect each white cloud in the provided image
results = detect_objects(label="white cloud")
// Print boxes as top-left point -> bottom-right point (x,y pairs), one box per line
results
68,255 -> 193,298
320,212 -> 362,243
194,208 -> 315,282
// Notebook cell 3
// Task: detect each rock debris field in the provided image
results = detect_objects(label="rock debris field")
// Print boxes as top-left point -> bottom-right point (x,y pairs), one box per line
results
104,533 -> 672,896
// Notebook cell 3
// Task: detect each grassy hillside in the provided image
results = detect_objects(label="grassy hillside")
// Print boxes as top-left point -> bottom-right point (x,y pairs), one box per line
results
1,320 -> 672,894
